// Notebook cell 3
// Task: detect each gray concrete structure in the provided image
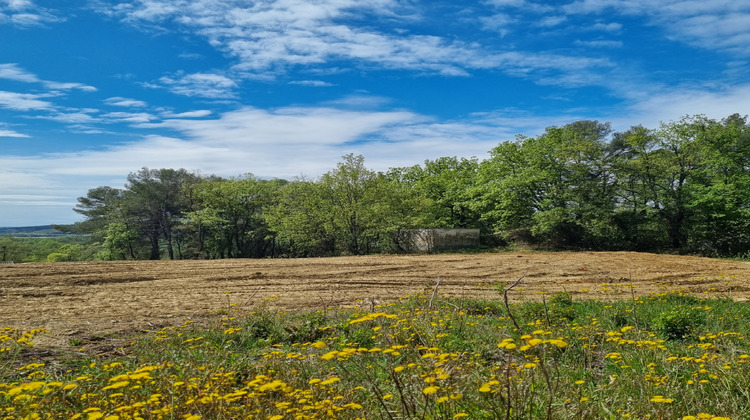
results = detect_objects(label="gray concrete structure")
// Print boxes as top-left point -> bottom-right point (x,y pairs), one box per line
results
405,228 -> 480,252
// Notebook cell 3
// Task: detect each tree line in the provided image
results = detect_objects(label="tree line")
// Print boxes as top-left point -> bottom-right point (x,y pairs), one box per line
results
59,114 -> 750,260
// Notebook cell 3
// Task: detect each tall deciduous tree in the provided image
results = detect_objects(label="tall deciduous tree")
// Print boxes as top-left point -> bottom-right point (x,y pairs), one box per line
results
477,121 -> 618,247
185,176 -> 280,258
411,157 -> 480,229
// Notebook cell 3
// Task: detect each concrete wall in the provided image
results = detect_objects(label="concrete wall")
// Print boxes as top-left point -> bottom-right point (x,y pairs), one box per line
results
406,228 -> 480,252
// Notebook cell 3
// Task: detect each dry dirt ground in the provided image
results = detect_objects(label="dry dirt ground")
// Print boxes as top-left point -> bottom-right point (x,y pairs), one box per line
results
2,252 -> 750,353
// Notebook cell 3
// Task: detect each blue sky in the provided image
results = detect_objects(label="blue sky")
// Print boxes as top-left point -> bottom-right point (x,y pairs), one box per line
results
1,0 -> 749,226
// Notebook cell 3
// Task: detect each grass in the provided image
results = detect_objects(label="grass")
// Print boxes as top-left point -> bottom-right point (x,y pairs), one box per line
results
2,288 -> 750,419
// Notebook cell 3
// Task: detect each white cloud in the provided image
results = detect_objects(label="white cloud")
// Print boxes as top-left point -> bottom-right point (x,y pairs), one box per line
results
160,109 -> 213,118
537,15 -> 567,27
288,80 -> 334,87
43,111 -> 100,124
590,22 -> 622,32
0,91 -> 54,110
155,72 -> 238,98
44,81 -> 97,92
575,39 -> 623,48
622,83 -> 750,129
0,0 -> 62,27
105,97 -> 148,107
563,0 -> 750,55
102,112 -> 157,123
0,63 -> 96,91
0,63 -> 40,82
0,129 -> 30,138
479,13 -> 513,33
96,0 -> 613,86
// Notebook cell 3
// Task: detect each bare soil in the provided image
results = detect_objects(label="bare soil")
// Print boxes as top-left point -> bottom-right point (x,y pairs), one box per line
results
2,252 -> 749,352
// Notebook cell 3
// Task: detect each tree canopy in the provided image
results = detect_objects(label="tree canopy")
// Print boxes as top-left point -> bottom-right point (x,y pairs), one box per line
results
59,114 -> 750,260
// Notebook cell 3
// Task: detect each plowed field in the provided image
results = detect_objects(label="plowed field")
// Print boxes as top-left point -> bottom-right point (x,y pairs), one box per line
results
2,252 -> 750,348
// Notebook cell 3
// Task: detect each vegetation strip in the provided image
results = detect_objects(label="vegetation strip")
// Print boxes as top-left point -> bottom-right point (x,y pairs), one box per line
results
2,288 -> 748,419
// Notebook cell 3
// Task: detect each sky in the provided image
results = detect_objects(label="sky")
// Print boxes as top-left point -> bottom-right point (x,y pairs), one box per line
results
1,0 -> 749,226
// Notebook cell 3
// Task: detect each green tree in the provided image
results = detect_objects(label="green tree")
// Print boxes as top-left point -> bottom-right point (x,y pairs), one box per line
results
185,176 -> 280,258
614,116 -> 707,250
266,179 -> 337,257
411,157 -> 480,229
124,168 -> 202,259
686,114 -> 750,255
319,154 -> 382,255
477,121 -> 619,248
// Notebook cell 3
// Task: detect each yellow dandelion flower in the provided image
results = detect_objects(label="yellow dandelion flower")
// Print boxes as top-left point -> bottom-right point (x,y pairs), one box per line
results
423,386 -> 439,395
548,339 -> 568,348
320,377 -> 341,386
102,381 -> 130,391
528,338 -> 544,347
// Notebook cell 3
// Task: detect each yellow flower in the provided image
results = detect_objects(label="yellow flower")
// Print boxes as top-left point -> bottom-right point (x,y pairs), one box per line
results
528,338 -> 544,347
548,339 -> 568,348
423,386 -> 439,395
650,395 -> 674,403
454,414 -> 469,418
320,377 -> 341,386
102,381 -> 129,391
310,341 -> 326,349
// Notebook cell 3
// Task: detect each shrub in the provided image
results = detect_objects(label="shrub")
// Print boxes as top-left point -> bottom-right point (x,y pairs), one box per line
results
653,308 -> 706,340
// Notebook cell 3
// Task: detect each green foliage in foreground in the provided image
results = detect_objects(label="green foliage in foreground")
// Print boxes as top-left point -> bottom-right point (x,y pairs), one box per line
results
3,291 -> 750,419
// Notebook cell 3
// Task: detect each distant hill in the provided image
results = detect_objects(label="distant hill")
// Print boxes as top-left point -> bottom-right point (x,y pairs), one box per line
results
0,225 -> 72,237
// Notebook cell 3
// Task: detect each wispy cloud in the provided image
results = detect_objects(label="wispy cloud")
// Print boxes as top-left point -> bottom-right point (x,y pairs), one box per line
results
104,97 -> 148,107
94,0 -> 615,88
288,80 -> 334,87
0,0 -> 63,27
153,72 -> 238,98
0,63 -> 97,91
574,39 -> 623,48
0,91 -> 55,110
160,110 -> 213,118
0,129 -> 30,138
563,0 -> 750,55
101,112 -> 157,123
